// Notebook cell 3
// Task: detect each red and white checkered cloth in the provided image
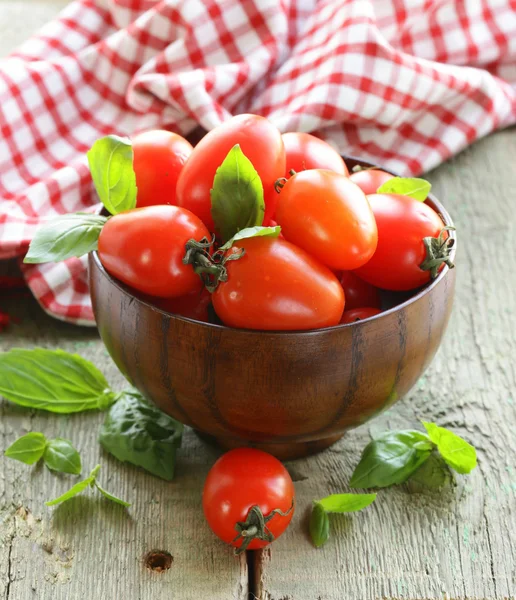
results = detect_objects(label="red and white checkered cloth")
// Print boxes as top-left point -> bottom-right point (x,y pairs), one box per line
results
1,0 -> 516,325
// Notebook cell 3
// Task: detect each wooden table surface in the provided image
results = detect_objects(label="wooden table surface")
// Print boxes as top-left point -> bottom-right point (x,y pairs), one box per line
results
1,3 -> 515,599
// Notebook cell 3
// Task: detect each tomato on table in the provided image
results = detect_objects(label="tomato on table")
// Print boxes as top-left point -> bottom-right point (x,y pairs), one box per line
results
355,194 -> 453,291
340,307 -> 382,324
98,205 -> 209,298
338,271 -> 381,311
132,130 -> 193,207
282,132 -> 348,176
211,237 -> 345,331
176,114 -> 285,230
349,168 -> 394,195
275,170 -> 378,271
203,448 -> 295,553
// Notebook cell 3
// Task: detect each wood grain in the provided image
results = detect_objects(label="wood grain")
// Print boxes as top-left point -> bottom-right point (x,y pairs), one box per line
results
255,131 -> 516,600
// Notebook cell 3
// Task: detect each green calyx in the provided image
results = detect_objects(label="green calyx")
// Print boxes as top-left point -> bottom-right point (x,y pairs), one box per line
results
420,226 -> 456,279
232,502 -> 294,555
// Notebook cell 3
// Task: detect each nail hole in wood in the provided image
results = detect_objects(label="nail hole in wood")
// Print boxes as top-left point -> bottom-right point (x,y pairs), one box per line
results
144,550 -> 173,572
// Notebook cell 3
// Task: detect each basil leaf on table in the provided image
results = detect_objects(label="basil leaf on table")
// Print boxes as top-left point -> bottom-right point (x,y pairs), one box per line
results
350,430 -> 432,488
210,144 -> 265,243
94,481 -> 131,507
422,421 -> 477,474
24,213 -> 108,264
220,225 -> 281,251
317,493 -> 377,513
45,464 -> 130,507
409,453 -> 451,489
309,502 -> 330,548
99,389 -> 183,480
377,177 -> 431,201
4,432 -> 47,465
43,438 -> 82,475
45,465 -> 100,506
87,134 -> 137,215
0,348 -> 116,413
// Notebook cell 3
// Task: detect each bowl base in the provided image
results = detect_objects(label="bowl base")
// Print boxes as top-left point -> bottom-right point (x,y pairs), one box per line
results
194,430 -> 344,460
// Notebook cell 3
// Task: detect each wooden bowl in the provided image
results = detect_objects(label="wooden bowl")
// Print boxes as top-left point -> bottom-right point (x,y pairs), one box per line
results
89,157 -> 456,460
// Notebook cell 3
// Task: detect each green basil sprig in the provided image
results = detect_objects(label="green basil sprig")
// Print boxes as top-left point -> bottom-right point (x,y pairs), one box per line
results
99,388 -> 183,481
377,177 -> 431,201
310,493 -> 376,548
45,464 -> 130,507
24,213 -> 108,264
0,348 -> 117,413
220,225 -> 281,251
350,421 -> 477,489
5,433 -> 82,475
210,144 -> 265,243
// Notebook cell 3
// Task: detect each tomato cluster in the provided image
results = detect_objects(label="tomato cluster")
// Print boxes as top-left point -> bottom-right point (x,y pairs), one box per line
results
97,114 -> 454,331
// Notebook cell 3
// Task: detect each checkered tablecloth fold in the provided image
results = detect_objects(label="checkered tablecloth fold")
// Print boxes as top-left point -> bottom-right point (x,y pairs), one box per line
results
1,0 -> 516,324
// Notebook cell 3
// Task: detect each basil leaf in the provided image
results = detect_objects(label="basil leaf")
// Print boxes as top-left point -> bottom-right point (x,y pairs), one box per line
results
4,432 -> 47,465
422,422 -> 477,474
310,502 -> 330,548
317,493 -> 376,513
45,466 -> 98,507
409,453 -> 451,489
350,430 -> 432,488
87,135 -> 137,215
210,144 -> 265,242
0,348 -> 116,413
94,481 -> 131,508
220,226 -> 281,251
24,213 -> 107,264
43,438 -> 82,475
99,389 -> 183,480
377,177 -> 431,201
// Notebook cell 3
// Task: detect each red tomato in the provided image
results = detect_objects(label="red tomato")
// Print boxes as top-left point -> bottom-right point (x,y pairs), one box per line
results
355,194 -> 449,291
275,170 -> 378,270
349,169 -> 394,195
152,288 -> 211,322
132,130 -> 193,208
340,307 -> 382,324
212,237 -> 344,331
203,448 -> 295,552
339,271 -> 381,311
282,132 -> 348,176
98,205 -> 209,298
176,114 -> 285,231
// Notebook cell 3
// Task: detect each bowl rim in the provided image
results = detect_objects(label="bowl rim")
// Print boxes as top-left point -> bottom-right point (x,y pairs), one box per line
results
90,155 -> 456,336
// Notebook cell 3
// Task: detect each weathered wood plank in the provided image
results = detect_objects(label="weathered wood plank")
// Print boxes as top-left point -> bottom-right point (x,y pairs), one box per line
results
256,130 -> 516,600
0,5 -> 247,598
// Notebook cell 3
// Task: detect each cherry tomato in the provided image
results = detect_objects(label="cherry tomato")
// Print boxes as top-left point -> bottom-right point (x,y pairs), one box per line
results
282,132 -> 348,176
340,307 -> 381,324
275,170 -> 378,270
176,114 -> 285,231
355,194 -> 449,291
152,288 -> 211,322
338,271 -> 381,311
349,168 -> 394,195
132,130 -> 193,208
203,448 -> 295,552
212,237 -> 344,331
98,205 -> 209,298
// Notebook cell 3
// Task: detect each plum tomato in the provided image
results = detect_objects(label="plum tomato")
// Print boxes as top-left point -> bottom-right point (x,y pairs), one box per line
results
338,271 -> 381,311
349,168 -> 394,195
98,205 -> 209,298
275,170 -> 378,270
212,236 -> 345,331
355,194 -> 453,291
340,307 -> 382,324
152,288 -> 211,322
282,132 -> 348,176
203,448 -> 295,553
176,114 -> 285,230
132,130 -> 193,208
